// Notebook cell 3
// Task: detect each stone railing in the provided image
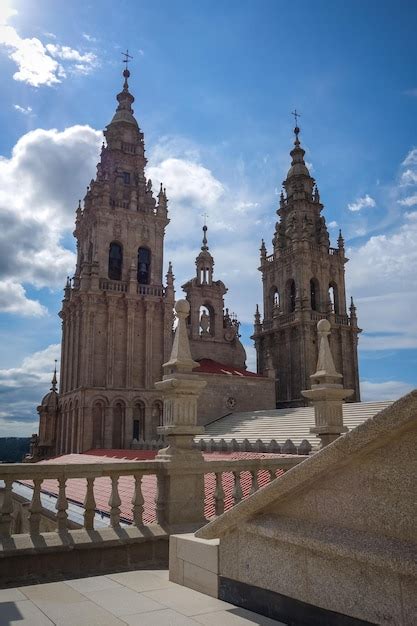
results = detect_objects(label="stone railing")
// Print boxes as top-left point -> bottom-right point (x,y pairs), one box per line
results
137,284 -> 164,297
99,278 -> 128,292
310,311 -> 327,322
329,247 -> 339,256
132,437 -> 312,455
0,455 -> 305,538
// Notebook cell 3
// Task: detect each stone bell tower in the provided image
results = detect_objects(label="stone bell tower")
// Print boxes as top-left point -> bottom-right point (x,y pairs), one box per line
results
182,225 -> 246,368
47,65 -> 175,455
252,124 -> 361,407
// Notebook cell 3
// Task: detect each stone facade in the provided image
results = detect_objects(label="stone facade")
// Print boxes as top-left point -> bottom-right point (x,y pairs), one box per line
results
37,68 -> 174,455
252,126 -> 361,407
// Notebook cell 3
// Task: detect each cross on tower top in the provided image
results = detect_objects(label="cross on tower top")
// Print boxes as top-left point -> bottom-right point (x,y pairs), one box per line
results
291,109 -> 301,126
122,49 -> 133,69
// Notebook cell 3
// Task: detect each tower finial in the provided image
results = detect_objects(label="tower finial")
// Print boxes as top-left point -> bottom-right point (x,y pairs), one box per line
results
51,360 -> 58,392
201,214 -> 209,251
291,109 -> 301,145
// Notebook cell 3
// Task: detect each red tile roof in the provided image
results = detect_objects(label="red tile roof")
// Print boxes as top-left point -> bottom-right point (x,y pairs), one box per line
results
193,358 -> 263,378
21,449 -> 285,525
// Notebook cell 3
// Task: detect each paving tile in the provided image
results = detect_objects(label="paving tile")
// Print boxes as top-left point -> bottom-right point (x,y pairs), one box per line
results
0,588 -> 26,602
142,583 -> 234,616
42,599 -> 126,625
194,606 -> 286,625
65,574 -> 122,593
150,569 -> 170,580
84,586 -> 164,616
19,580 -> 85,603
124,608 -> 200,625
0,599 -> 53,625
109,570 -> 172,592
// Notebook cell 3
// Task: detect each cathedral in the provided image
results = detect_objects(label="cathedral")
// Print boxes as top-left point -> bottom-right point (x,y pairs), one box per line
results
36,67 -> 360,458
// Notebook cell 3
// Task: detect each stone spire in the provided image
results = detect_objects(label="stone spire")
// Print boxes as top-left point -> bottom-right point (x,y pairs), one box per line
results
195,224 -> 214,285
163,300 -> 198,374
109,66 -> 137,127
50,361 -> 58,393
302,319 -> 353,448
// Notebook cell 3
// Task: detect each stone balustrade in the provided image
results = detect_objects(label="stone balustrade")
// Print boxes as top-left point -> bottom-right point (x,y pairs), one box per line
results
0,454 -> 304,539
131,436 -> 312,455
99,278 -> 128,292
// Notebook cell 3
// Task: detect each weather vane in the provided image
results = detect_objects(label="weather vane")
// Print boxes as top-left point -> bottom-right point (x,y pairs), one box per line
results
201,212 -> 209,226
122,49 -> 133,69
291,109 -> 301,126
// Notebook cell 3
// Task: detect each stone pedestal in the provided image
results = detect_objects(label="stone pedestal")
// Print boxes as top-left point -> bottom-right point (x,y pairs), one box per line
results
302,319 -> 353,448
155,299 -> 207,527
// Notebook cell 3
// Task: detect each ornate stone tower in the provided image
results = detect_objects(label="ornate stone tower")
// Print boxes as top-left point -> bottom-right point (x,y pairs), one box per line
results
252,125 -> 361,407
50,66 -> 175,454
182,225 -> 246,368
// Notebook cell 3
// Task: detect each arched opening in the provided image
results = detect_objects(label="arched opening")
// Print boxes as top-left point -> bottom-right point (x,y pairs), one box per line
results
112,401 -> 125,449
108,242 -> 123,281
310,278 -> 320,311
133,402 -> 145,441
151,401 -> 163,435
137,247 -> 151,284
92,402 -> 104,448
329,282 -> 339,314
270,286 -> 280,316
72,402 -> 79,453
287,279 -> 296,313
199,304 -> 214,336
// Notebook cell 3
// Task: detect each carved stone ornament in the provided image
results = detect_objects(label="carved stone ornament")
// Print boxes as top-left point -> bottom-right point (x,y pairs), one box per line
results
226,396 -> 236,409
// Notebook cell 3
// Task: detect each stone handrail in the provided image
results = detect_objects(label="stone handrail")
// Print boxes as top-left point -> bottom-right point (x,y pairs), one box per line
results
99,278 -> 128,292
137,284 -> 164,297
0,455 -> 306,538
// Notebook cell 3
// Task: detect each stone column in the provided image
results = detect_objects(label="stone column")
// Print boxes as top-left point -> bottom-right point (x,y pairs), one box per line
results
106,298 -> 116,387
302,319 -> 353,448
155,299 -> 207,527
145,302 -> 154,389
126,300 -> 135,388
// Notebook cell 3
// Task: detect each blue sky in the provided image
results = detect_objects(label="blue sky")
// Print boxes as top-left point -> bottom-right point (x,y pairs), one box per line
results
0,0 -> 416,435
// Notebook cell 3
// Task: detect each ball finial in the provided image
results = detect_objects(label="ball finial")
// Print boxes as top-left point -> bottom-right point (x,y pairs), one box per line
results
317,318 -> 331,333
175,299 -> 190,317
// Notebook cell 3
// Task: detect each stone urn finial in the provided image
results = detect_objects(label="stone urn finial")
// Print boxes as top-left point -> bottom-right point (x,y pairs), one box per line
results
302,319 -> 353,448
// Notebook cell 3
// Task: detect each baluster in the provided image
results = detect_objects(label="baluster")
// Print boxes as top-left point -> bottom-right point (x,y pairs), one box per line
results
109,474 -> 121,528
232,471 -> 242,504
29,478 -> 43,535
132,472 -> 144,526
0,478 -> 14,537
56,476 -> 68,532
155,472 -> 167,525
250,470 -> 259,495
214,472 -> 225,516
84,476 -> 96,530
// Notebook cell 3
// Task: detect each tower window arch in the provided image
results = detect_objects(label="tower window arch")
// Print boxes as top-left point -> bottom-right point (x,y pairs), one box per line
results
108,242 -> 123,281
310,278 -> 320,311
137,247 -> 151,284
329,282 -> 339,314
286,279 -> 296,313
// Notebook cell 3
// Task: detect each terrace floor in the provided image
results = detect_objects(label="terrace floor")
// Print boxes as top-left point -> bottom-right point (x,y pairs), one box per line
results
0,569 -> 286,626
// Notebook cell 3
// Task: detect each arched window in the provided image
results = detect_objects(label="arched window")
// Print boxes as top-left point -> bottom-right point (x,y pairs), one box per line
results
287,280 -> 296,313
329,282 -> 339,314
133,402 -> 145,441
92,402 -> 104,448
199,304 -> 214,336
137,247 -> 151,284
108,242 -> 123,281
152,401 -> 163,430
310,278 -> 320,311
112,402 -> 125,448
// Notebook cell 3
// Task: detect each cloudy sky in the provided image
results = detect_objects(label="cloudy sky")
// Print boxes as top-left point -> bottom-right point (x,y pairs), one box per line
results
0,0 -> 416,436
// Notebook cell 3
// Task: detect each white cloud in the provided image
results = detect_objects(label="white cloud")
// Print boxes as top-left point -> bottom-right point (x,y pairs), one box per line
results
0,8 -> 97,86
0,124 -> 102,313
347,194 -> 376,212
404,88 -> 417,98
398,195 -> 417,207
82,33 -> 97,43
328,220 -> 338,228
0,280 -> 46,316
0,343 -> 60,436
14,104 -> 32,115
360,380 -> 414,402
347,213 -> 417,349
402,148 -> 417,167
45,43 -> 97,74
